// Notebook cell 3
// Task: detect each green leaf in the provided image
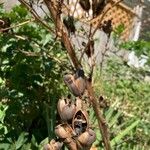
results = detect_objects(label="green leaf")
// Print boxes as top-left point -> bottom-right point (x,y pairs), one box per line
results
109,111 -> 122,128
15,132 -> 28,149
31,135 -> 38,147
111,120 -> 140,146
0,143 -> 11,150
42,34 -> 52,46
38,137 -> 49,149
21,143 -> 31,150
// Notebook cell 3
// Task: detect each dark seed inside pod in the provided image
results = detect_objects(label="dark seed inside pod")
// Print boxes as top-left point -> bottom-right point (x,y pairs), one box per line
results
72,110 -> 89,135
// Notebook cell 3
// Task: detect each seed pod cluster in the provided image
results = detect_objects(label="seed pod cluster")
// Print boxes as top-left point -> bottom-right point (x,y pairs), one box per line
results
44,70 -> 96,150
46,97 -> 96,150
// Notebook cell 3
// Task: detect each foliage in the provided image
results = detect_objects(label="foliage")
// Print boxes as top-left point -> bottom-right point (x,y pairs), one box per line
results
120,40 -> 150,64
89,100 -> 140,150
93,56 -> 150,149
0,103 -> 8,140
0,4 -> 68,148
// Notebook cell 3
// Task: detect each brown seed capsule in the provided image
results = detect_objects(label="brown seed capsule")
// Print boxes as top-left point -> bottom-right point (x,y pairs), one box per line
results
64,69 -> 86,97
77,129 -> 96,146
92,0 -> 107,17
101,20 -> 113,37
57,98 -> 76,121
79,0 -> 91,12
63,16 -> 76,35
55,123 -> 75,139
64,74 -> 81,96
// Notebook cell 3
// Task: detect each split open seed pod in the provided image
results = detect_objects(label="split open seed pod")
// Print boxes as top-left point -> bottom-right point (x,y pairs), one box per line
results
72,109 -> 89,136
77,129 -> 96,148
55,123 -> 75,139
57,98 -> 76,121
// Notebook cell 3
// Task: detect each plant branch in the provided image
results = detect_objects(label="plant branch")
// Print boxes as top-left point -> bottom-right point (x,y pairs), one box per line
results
18,0 -> 54,33
43,1 -> 112,149
43,0 -> 81,69
1,19 -> 34,32
83,2 -> 126,150
86,81 -> 111,150
16,49 -> 69,69
100,37 -> 110,75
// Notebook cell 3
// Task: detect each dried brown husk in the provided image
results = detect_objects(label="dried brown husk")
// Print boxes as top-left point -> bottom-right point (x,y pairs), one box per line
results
55,123 -> 75,139
57,98 -> 76,121
77,129 -> 96,145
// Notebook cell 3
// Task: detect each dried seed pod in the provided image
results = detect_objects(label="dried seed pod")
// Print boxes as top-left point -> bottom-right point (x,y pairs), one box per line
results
101,20 -> 113,37
92,0 -> 107,17
79,0 -> 91,12
55,123 -> 75,139
72,109 -> 89,135
57,98 -> 76,121
64,69 -> 86,97
63,15 -> 76,34
82,40 -> 94,58
77,129 -> 96,147
64,74 -> 81,96
74,69 -> 87,95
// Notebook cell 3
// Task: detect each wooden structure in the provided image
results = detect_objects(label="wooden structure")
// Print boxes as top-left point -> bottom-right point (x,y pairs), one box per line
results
91,1 -> 137,40
66,0 -> 138,40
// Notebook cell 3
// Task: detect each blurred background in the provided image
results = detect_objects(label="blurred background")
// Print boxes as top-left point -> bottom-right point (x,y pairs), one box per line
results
0,0 -> 150,149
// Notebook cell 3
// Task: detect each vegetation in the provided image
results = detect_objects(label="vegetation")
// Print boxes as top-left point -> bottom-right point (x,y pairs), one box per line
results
0,2 -> 150,150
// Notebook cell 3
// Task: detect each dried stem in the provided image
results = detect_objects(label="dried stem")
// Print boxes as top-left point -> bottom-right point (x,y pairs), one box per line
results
17,48 -> 70,69
42,1 -> 111,149
0,19 -> 34,32
43,0 -> 81,69
72,0 -> 79,16
100,37 -> 110,75
86,80 -> 111,150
